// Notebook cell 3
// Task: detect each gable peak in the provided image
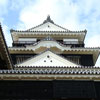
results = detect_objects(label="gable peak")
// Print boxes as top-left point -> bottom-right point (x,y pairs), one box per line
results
43,15 -> 54,24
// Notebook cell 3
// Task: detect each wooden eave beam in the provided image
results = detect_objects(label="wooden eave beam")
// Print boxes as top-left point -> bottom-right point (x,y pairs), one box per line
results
0,24 -> 13,69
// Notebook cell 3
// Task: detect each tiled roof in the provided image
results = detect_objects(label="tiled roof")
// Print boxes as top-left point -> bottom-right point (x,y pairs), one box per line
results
0,67 -> 100,75
9,46 -> 100,51
10,29 -> 86,33
15,65 -> 99,68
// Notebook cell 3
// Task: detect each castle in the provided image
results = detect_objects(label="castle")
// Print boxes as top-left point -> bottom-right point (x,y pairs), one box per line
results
0,16 -> 100,100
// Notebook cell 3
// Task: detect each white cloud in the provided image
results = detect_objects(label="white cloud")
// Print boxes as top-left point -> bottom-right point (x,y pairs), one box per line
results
17,0 -> 100,30
18,0 -> 57,29
18,0 -> 81,30
85,35 -> 100,47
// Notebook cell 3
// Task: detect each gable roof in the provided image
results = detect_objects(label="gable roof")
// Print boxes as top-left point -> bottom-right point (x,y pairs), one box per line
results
16,50 -> 79,67
27,15 -> 70,32
10,15 -> 87,33
10,15 -> 87,42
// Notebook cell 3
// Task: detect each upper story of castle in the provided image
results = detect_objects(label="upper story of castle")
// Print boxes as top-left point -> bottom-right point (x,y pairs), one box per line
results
11,15 -> 87,48
8,16 -> 100,66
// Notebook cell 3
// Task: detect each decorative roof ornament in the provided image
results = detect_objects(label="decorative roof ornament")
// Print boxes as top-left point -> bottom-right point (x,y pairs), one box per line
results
43,15 -> 54,24
10,29 -> 14,32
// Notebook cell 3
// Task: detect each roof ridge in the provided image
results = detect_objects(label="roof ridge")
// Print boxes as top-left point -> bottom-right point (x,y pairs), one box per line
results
10,30 -> 86,33
1,67 -> 100,75
14,66 -> 100,68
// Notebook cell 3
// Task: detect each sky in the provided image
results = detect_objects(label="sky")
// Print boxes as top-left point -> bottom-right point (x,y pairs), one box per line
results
0,0 -> 100,66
